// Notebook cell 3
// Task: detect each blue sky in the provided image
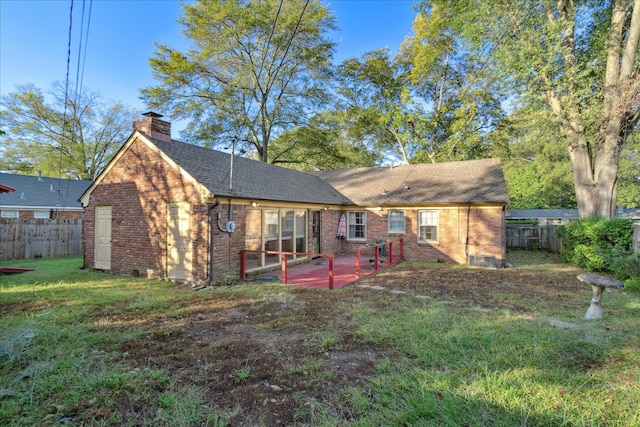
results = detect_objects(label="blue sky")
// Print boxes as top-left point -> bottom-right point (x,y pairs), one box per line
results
1,0 -> 417,117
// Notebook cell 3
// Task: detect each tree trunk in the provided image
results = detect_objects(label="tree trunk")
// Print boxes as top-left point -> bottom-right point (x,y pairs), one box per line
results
558,0 -> 638,219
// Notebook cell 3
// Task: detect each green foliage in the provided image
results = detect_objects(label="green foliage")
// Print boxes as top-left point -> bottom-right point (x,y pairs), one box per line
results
617,132 -> 640,208
498,103 -> 576,209
0,83 -> 138,180
333,28 -> 504,165
560,218 -> 634,272
142,0 -> 336,163
415,0 -> 640,217
625,278 -> 640,293
611,253 -> 640,282
268,121 -> 379,170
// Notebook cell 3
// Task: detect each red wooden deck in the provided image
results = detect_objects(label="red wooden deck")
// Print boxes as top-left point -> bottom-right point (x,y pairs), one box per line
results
253,253 -> 400,289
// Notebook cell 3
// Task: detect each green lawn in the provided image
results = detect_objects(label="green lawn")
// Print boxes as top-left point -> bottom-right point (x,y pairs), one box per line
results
1,254 -> 638,426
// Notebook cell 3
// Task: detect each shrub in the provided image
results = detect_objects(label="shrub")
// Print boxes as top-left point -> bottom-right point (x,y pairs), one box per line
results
625,278 -> 640,293
560,217 -> 634,273
611,253 -> 640,281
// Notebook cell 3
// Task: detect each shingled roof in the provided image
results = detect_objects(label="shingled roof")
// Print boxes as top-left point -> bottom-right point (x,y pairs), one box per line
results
311,159 -> 510,206
149,136 -> 509,207
148,137 -> 349,205
0,173 -> 91,209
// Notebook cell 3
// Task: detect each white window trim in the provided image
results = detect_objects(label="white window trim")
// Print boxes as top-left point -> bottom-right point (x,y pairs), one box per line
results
418,210 -> 439,243
1,210 -> 19,218
347,211 -> 367,241
34,211 -> 50,219
388,210 -> 405,233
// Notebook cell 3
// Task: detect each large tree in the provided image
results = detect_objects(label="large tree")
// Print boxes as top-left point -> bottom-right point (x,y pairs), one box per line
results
334,48 -> 417,164
402,8 -> 504,163
141,0 -> 336,163
418,0 -> 640,218
267,114 -> 380,171
0,83 -> 138,180
499,109 -> 577,208
334,43 -> 502,165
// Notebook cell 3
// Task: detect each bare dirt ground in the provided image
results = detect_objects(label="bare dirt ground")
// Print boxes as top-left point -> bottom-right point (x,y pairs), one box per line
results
117,253 -> 585,426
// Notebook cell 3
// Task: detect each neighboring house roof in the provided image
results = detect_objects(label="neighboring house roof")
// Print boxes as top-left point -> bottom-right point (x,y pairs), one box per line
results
506,209 -> 640,220
617,208 -> 640,220
312,158 -> 510,206
506,209 -> 580,220
0,173 -> 92,210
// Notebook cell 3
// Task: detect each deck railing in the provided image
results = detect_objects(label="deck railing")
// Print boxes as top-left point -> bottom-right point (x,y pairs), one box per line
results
240,250 -> 335,289
240,238 -> 404,290
354,238 -> 403,276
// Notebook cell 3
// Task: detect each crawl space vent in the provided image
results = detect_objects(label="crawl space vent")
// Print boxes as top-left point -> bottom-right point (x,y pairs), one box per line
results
468,254 -> 497,269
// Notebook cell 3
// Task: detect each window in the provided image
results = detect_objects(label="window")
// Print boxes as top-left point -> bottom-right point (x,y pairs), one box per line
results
388,210 -> 405,233
1,210 -> 19,218
34,211 -> 50,219
418,210 -> 438,242
265,211 -> 279,237
282,210 -> 294,232
347,211 -> 366,240
244,208 -> 307,271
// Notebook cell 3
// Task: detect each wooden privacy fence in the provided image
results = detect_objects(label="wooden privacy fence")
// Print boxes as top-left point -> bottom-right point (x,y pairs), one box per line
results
506,224 -> 563,253
0,218 -> 83,261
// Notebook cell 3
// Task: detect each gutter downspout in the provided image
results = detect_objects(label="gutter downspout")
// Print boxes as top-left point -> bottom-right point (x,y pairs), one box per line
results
206,197 -> 220,286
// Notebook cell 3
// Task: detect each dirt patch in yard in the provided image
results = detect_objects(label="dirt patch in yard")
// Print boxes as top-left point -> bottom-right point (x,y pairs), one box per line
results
113,254 -> 587,426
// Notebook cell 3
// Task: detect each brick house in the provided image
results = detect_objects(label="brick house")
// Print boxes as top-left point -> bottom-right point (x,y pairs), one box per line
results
80,114 -> 509,283
0,172 -> 91,219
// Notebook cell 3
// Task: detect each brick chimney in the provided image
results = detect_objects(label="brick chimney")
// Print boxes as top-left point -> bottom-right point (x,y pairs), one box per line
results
133,111 -> 171,142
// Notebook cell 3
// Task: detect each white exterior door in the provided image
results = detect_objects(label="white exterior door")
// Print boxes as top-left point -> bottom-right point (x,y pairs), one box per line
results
95,206 -> 112,270
167,202 -> 192,281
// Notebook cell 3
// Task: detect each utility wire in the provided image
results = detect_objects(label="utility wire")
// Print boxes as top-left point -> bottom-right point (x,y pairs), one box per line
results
54,0 -> 92,212
242,0 -> 309,156
217,0 -> 284,190
235,0 -> 283,146
57,0 -> 75,216
74,0 -> 93,104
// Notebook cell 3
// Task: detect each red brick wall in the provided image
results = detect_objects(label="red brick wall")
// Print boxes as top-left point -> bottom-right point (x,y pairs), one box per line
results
212,201 -> 247,279
84,136 -> 212,281
329,206 -> 506,266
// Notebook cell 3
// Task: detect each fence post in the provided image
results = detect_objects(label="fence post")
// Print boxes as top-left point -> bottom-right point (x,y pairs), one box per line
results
389,241 -> 393,264
634,223 -> 640,254
355,247 -> 360,277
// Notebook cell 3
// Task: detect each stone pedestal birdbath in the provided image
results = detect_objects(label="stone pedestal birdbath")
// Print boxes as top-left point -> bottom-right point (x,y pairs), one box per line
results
577,273 -> 625,320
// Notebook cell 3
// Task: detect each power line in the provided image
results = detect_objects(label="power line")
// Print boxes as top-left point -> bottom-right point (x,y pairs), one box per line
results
243,0 -> 310,154
74,0 -> 93,104
58,0 -> 93,212
217,0 -> 285,190
237,0 -> 284,142
57,0 -> 75,214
